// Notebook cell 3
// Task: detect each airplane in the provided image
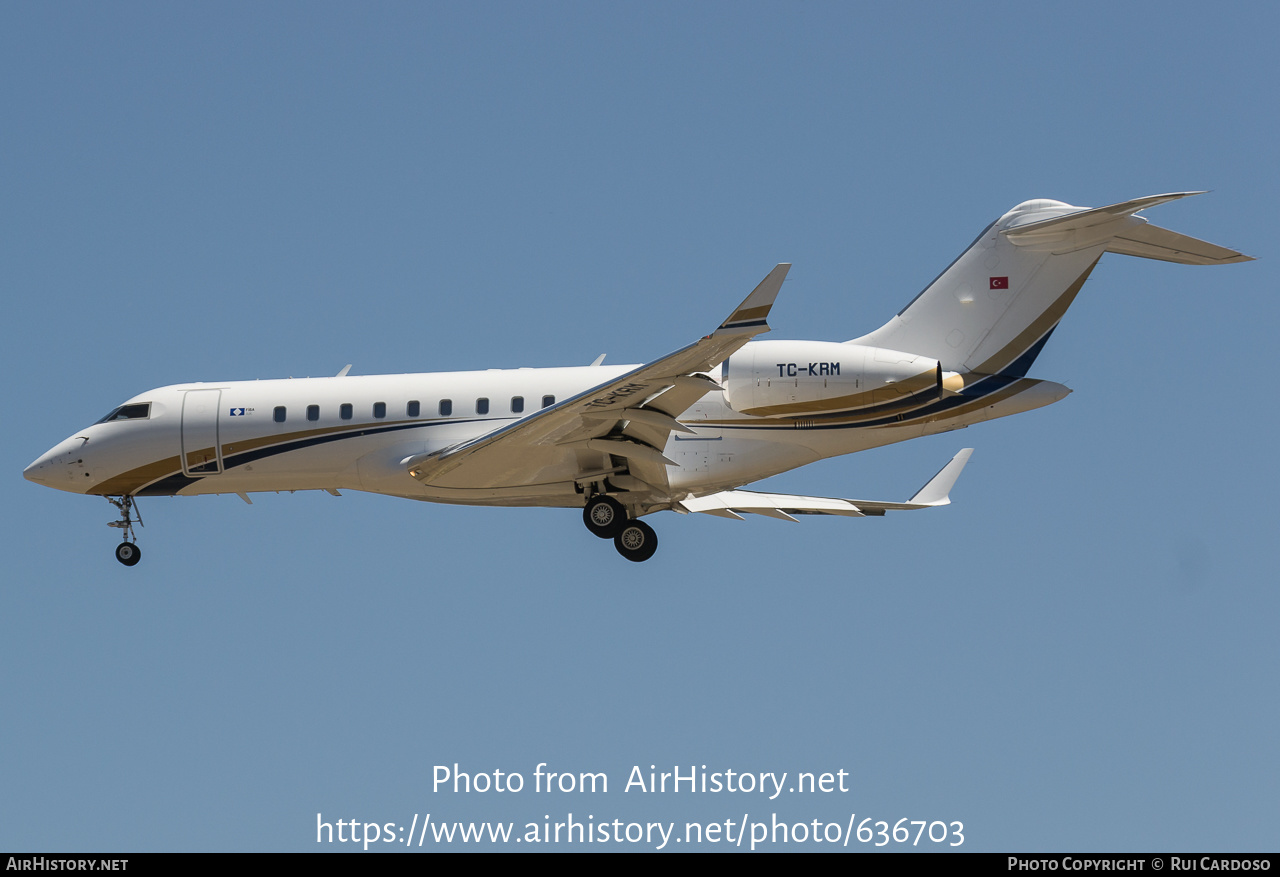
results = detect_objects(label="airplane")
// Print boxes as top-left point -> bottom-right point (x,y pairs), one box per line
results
24,192 -> 1251,566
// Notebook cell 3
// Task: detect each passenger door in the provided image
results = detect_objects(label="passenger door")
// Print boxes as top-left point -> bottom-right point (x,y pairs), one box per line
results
181,389 -> 223,476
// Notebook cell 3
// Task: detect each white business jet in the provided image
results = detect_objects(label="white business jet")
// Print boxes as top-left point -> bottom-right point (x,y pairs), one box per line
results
25,193 -> 1250,565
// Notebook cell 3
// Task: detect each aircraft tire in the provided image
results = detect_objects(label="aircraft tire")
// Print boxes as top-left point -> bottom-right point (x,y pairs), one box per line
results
613,520 -> 658,562
115,542 -> 142,567
583,495 -> 625,539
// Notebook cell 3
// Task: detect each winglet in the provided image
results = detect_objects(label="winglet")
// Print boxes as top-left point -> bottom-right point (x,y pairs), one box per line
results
713,263 -> 790,336
908,448 -> 974,506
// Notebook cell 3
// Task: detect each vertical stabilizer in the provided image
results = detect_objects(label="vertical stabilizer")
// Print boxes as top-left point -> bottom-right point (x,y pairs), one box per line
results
849,194 -> 1251,376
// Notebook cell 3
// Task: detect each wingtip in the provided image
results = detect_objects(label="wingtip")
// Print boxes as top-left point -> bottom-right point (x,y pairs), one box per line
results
909,448 -> 974,506
715,263 -> 791,335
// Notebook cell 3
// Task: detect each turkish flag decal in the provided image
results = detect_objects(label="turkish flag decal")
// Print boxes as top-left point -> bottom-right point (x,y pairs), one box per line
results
989,276 -> 1009,290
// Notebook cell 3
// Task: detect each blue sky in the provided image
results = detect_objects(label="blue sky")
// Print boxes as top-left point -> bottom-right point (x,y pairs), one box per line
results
3,2 -> 1276,852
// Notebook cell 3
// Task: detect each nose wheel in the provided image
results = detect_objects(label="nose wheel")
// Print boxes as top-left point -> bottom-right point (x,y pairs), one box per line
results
115,541 -> 142,566
107,495 -> 144,566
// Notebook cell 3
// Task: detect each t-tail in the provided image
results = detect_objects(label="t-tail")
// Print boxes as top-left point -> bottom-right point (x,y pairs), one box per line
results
848,193 -> 1253,379
720,194 -> 1250,428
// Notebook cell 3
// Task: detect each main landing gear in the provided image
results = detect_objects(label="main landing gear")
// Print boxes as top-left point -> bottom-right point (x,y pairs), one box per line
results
582,495 -> 659,562
107,495 -> 143,567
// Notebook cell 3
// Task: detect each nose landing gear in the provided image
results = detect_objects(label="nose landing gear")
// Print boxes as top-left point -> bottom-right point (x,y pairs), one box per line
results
107,495 -> 143,567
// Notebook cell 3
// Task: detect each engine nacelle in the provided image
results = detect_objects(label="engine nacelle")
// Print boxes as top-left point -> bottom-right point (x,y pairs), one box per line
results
723,340 -> 952,417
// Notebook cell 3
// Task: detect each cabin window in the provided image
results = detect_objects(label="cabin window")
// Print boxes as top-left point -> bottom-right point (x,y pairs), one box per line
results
511,396 -> 524,414
407,400 -> 420,417
439,399 -> 452,416
307,405 -> 319,422
273,407 -> 286,423
476,397 -> 489,415
96,403 -> 151,424
340,403 -> 353,420
373,402 -> 386,419
542,395 -> 555,408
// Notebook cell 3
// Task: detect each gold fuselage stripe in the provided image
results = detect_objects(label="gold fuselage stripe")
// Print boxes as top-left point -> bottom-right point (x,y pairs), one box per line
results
970,259 -> 1099,375
90,418 -> 426,496
739,369 -> 936,417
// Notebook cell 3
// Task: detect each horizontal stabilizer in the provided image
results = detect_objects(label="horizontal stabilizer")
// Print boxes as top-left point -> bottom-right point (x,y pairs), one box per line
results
1106,222 -> 1254,265
1002,192 -> 1253,264
1002,192 -> 1204,238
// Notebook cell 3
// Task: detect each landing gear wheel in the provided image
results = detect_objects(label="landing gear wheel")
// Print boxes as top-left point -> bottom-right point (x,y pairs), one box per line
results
115,542 -> 142,567
583,495 -> 626,539
613,519 -> 658,562
106,495 -> 144,566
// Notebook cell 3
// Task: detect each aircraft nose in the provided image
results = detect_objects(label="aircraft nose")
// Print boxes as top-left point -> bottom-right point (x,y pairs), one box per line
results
24,451 -> 57,486
24,437 -> 91,492
23,457 -> 45,485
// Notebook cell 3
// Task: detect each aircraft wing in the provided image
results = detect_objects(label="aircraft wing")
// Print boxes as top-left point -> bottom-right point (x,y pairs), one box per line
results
678,448 -> 974,520
406,264 -> 791,498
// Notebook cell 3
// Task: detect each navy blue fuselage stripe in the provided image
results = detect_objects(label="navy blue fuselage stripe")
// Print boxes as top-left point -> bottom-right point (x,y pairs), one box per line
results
714,371 -> 1032,431
798,385 -> 940,421
1000,325 -> 1057,378
136,418 -> 492,495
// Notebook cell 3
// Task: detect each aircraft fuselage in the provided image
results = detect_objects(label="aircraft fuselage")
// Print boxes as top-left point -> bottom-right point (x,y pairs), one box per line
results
24,359 -> 1065,507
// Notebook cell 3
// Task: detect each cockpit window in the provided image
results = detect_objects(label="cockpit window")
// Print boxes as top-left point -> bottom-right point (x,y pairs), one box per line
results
96,403 -> 151,424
